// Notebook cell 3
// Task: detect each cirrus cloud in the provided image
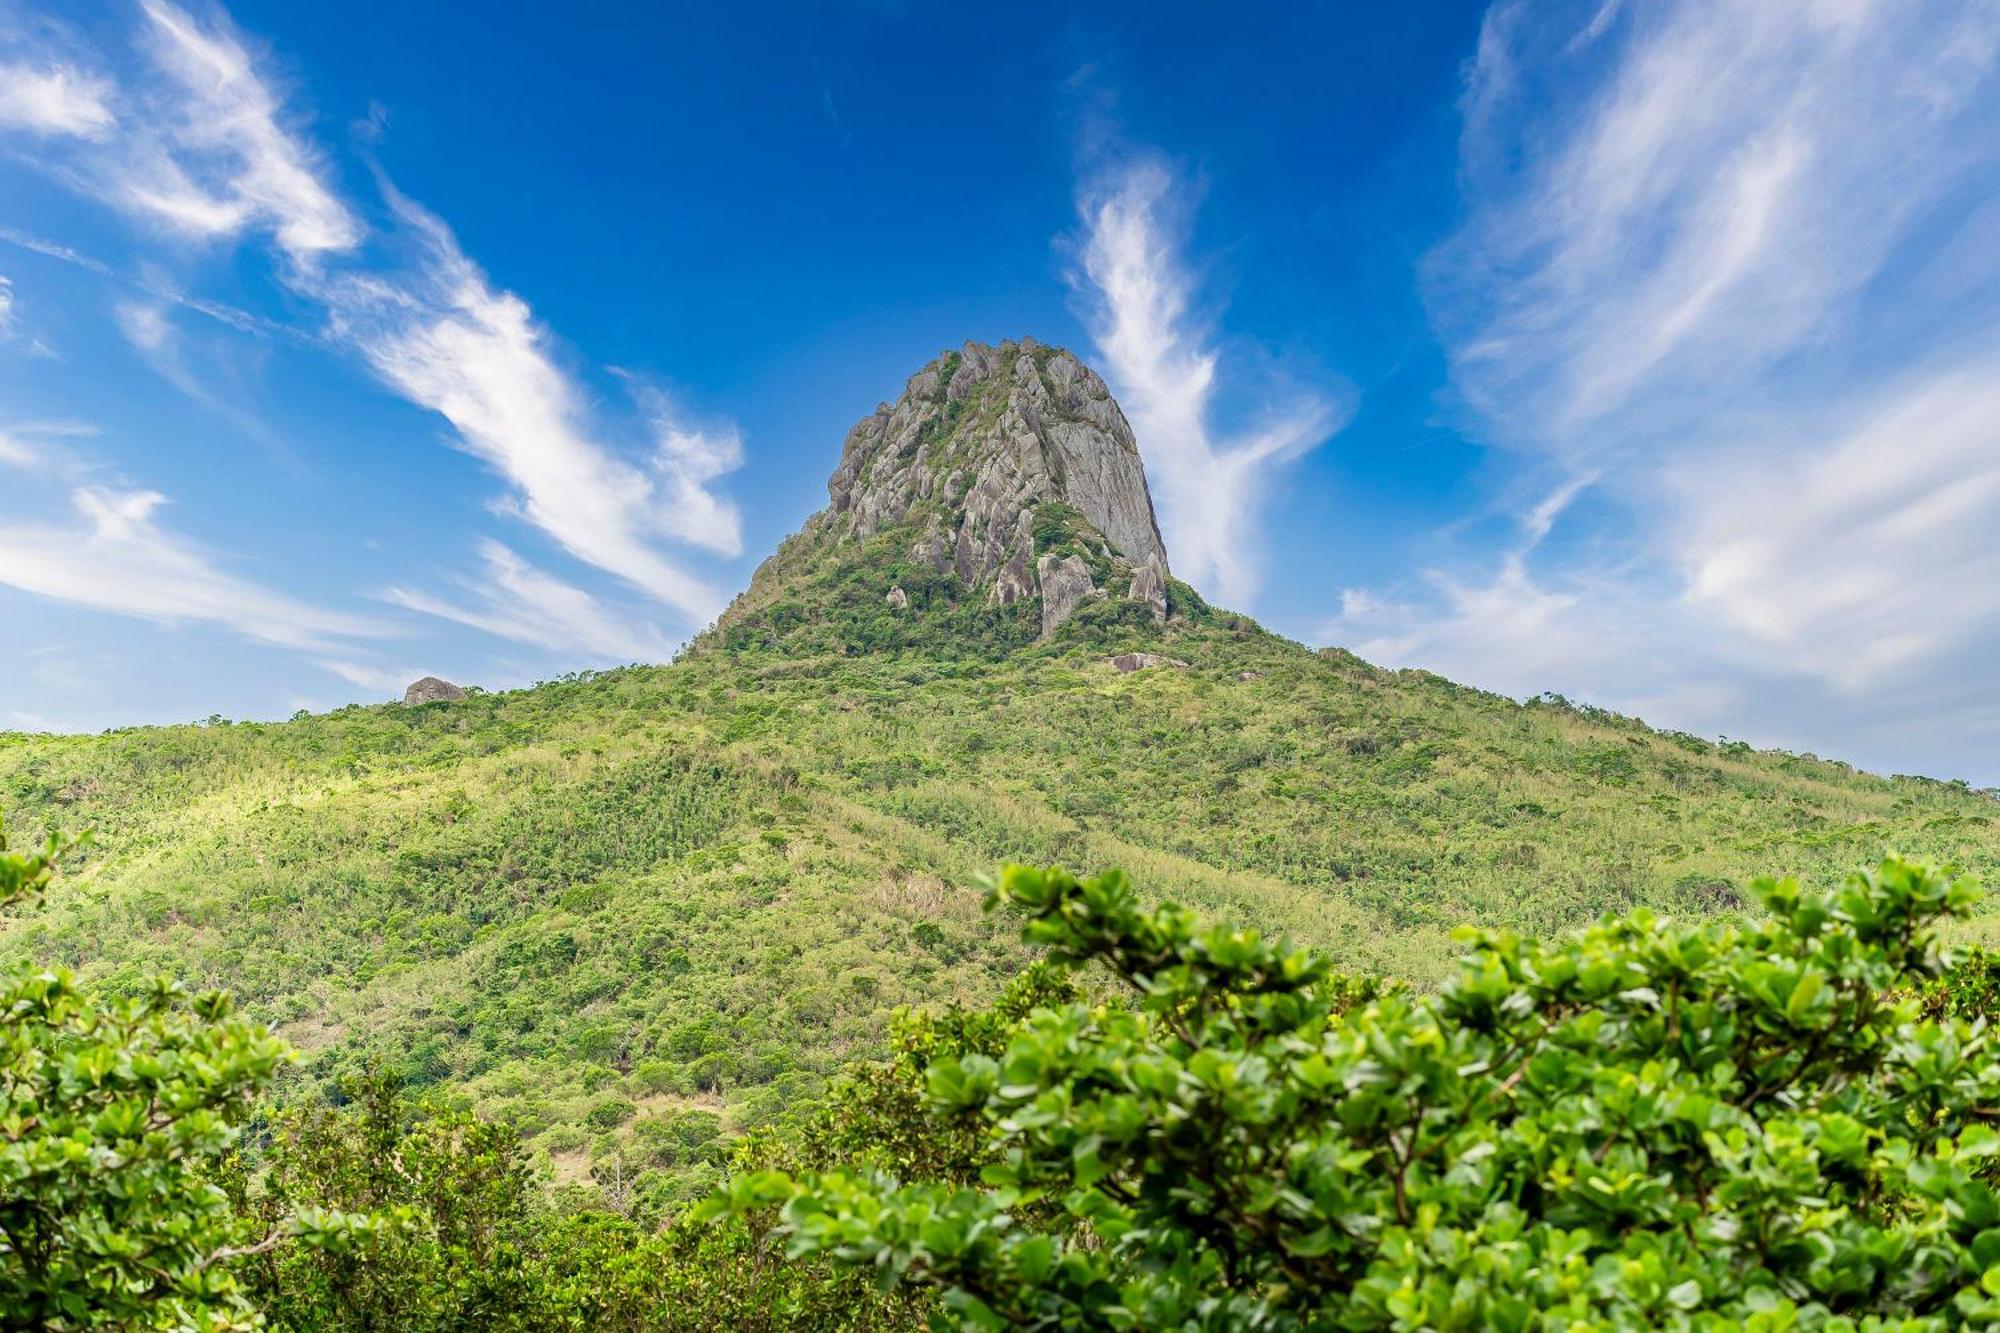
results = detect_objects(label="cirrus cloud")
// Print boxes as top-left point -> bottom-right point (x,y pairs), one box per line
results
0,484 -> 380,652
1329,0 -> 2000,780
0,0 -> 744,671
0,61 -> 115,139
1070,152 -> 1343,607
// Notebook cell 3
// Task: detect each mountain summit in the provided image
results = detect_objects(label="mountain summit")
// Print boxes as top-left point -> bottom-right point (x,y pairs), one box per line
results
710,339 -> 1190,652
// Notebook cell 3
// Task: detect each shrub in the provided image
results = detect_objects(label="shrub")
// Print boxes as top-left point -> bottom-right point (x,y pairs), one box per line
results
0,820 -> 366,1329
0,967 -> 294,1329
241,1072 -> 546,1329
631,1109 -> 723,1169
714,858 -> 2000,1328
587,1095 -> 640,1130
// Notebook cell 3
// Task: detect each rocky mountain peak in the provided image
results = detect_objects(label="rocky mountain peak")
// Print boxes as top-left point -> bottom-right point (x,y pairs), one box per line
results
818,338 -> 1167,631
709,338 -> 1181,652
824,337 -> 1167,575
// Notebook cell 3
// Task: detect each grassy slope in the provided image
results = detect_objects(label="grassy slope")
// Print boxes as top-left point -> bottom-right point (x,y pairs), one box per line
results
3,615 -> 1998,1188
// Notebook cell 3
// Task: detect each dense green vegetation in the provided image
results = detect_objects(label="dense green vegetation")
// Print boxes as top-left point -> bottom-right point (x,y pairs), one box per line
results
19,828 -> 2000,1326
0,824 -> 379,1330
728,859 -> 2000,1327
7,460 -> 2000,1323
3,594 -> 1999,1213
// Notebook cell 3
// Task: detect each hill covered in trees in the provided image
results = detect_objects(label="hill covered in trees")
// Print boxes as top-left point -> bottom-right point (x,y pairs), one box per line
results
4,339 -> 1998,1222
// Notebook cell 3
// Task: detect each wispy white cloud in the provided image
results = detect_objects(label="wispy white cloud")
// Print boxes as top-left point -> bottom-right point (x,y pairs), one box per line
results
0,226 -> 115,275
318,658 -> 430,696
1071,154 -> 1342,606
384,540 -> 677,663
1670,358 -> 2000,691
111,296 -> 274,441
0,0 -> 744,648
125,3 -> 742,619
0,273 -> 53,357
112,297 -> 170,353
0,61 -> 115,138
0,6 -> 356,261
315,190 -> 734,620
1337,0 -> 2000,778
0,485 -> 380,651
0,418 -> 98,471
625,376 -> 745,558
1431,0 -> 2000,453
118,0 -> 359,263
1324,476 -> 1667,703
1,226 -> 290,338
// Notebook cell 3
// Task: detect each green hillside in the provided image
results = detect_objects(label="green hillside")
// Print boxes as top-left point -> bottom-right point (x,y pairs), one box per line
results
4,341 -> 1998,1208
4,616 -> 1996,1195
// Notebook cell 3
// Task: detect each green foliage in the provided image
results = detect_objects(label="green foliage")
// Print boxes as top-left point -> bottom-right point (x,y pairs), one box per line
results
0,812 -> 63,911
229,1069 -> 931,1330
237,1072 -> 552,1329
0,825 -> 347,1331
0,970 -> 290,1329
707,526 -> 1046,659
636,964 -> 1086,1329
6,566 -> 2000,1206
1047,592 -> 1164,647
758,961 -> 1084,1186
729,859 -> 2000,1328
1030,502 -> 1091,554
1922,945 -> 2000,1022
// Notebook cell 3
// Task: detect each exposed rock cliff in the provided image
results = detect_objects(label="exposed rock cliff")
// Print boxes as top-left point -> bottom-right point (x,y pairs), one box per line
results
822,337 -> 1167,588
712,338 -> 1175,650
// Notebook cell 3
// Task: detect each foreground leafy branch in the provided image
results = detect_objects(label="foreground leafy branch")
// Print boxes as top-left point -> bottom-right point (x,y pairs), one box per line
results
711,858 -> 2000,1329
0,821 -> 381,1331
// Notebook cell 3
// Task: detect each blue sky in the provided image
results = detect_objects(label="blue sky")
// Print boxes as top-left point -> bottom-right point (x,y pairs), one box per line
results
2,1 -> 1999,785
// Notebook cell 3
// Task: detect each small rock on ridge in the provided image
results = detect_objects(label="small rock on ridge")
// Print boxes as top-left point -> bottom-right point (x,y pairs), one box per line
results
404,676 -> 465,705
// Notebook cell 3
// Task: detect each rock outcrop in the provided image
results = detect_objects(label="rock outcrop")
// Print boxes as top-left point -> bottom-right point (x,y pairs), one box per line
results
1128,555 -> 1167,623
1108,652 -> 1189,673
1037,553 -> 1099,638
712,337 -> 1180,647
404,676 -> 465,705
818,338 -> 1169,636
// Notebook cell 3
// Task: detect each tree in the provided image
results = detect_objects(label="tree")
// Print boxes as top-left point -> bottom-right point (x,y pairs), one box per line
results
584,967 -> 1088,1332
237,1071 -> 548,1330
0,819 -> 298,1330
713,858 -> 2000,1328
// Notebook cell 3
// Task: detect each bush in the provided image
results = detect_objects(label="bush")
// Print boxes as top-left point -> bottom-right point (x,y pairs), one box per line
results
714,858 -> 2000,1328
0,967 -> 293,1329
240,1072 -> 548,1329
631,1109 -> 723,1169
0,819 -> 367,1329
587,1095 -> 640,1130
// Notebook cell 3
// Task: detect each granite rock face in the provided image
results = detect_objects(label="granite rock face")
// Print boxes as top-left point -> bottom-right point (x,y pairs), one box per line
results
825,340 -> 1166,568
1037,552 -> 1099,638
817,338 -> 1170,637
1128,555 -> 1167,623
403,676 -> 465,705
715,338 -> 1182,646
